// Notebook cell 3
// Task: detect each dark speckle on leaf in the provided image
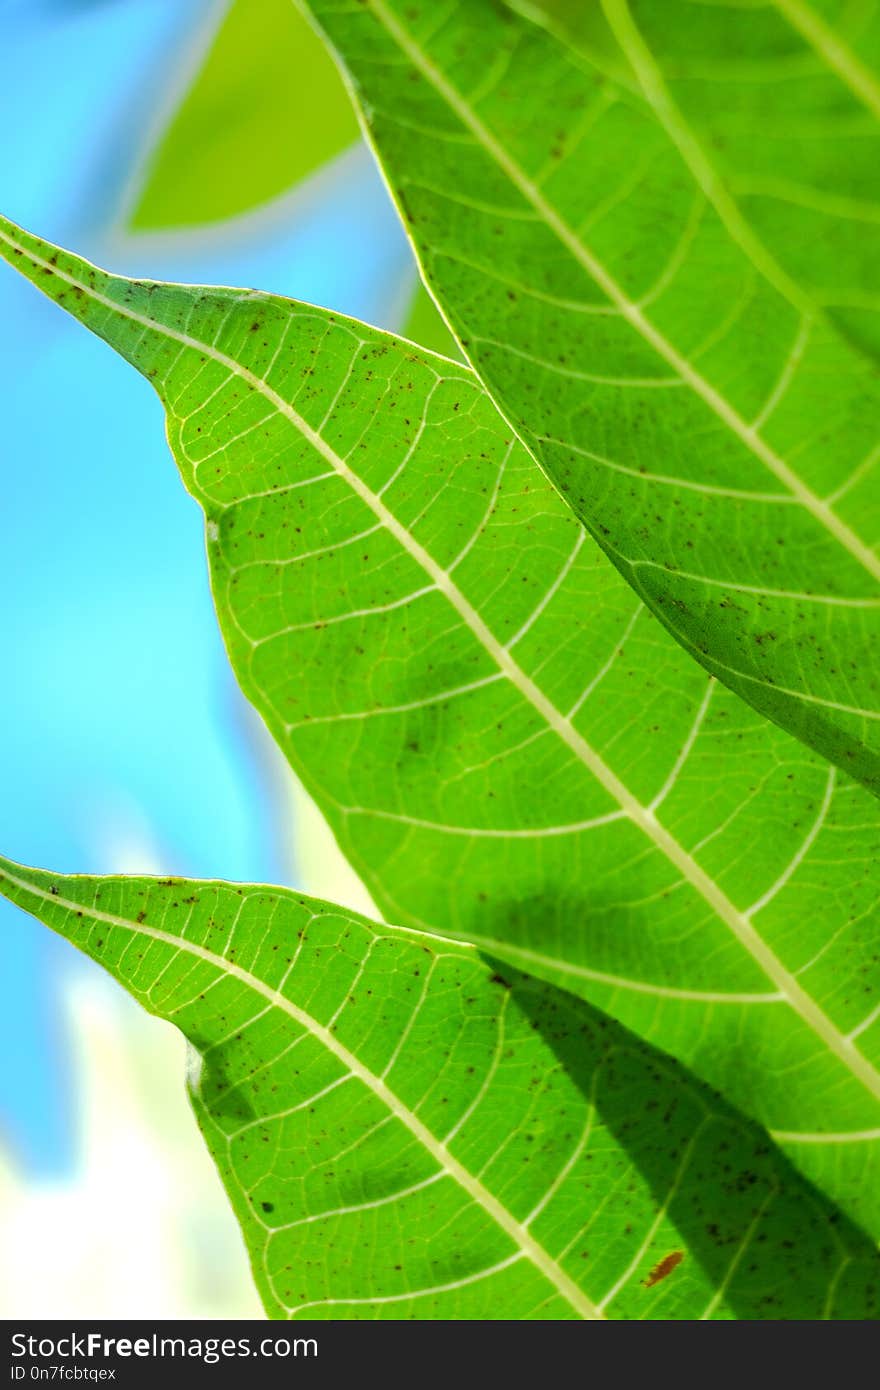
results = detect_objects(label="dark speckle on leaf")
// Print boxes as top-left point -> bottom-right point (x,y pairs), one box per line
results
644,1251 -> 684,1288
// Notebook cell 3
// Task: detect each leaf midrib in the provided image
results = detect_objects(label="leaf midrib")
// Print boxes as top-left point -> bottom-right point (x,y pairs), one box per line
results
359,0 -> 880,587
773,0 -> 880,121
2,221 -> 878,1118
0,863 -> 602,1321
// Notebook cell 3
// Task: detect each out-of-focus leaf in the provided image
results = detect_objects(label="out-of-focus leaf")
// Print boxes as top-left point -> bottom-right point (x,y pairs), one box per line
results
401,278 -> 461,360
4,857 -> 880,1320
127,0 -> 452,361
129,0 -> 358,230
509,0 -> 880,362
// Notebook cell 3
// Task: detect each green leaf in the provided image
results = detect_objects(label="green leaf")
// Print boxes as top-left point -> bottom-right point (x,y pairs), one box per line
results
3,857 -> 880,1320
299,0 -> 880,794
128,0 -> 359,230
2,218 -> 880,1245
511,0 -> 880,362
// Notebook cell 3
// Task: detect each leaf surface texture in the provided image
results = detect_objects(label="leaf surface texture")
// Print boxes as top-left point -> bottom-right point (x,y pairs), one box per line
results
2,218 -> 880,1242
2,858 -> 879,1320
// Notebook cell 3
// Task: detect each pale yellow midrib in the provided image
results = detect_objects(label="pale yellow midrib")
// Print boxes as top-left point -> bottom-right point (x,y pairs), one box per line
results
0,866 -> 602,1321
1,223 -> 878,1113
364,0 -> 880,586
773,0 -> 880,121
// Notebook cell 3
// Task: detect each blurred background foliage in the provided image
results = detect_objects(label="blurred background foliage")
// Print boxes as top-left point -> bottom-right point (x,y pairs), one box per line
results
130,0 -> 360,230
0,0 -> 451,1315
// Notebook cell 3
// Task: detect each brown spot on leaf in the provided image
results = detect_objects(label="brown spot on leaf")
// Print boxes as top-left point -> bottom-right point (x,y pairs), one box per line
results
644,1251 -> 684,1288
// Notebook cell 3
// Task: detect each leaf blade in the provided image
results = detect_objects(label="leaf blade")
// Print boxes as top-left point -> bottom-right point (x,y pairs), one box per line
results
3,856 -> 880,1320
300,0 -> 880,791
129,0 -> 359,231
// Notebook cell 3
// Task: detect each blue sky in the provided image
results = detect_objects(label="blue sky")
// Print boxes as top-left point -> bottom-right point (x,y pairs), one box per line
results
0,0 -> 410,1172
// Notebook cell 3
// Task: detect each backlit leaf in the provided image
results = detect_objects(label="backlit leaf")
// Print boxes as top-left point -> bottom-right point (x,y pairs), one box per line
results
2,218 -> 880,1244
2,857 -> 879,1320
301,0 -> 880,793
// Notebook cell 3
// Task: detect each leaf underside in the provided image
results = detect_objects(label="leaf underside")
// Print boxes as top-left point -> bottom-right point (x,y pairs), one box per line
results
302,0 -> 880,794
2,218 -> 880,1249
127,0 -> 455,357
2,858 -> 879,1321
